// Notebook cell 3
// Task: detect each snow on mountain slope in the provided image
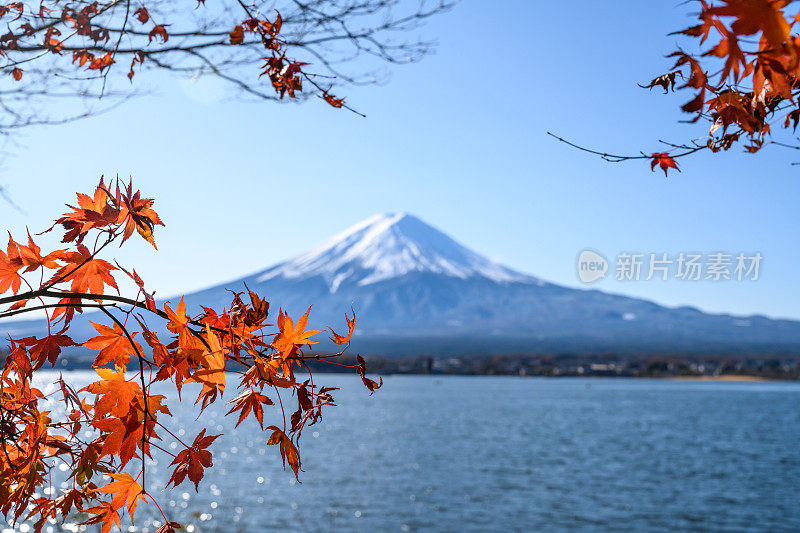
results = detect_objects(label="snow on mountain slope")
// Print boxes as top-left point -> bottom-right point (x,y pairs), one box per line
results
256,213 -> 538,293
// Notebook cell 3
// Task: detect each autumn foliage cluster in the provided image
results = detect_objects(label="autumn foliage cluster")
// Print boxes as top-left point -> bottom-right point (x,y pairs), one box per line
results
557,0 -> 800,174
0,179 -> 381,532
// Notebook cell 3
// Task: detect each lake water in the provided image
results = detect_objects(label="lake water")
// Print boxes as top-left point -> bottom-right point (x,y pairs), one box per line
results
4,373 -> 800,532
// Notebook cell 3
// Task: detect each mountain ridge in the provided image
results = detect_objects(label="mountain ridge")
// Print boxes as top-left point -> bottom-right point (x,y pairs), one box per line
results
3,213 -> 800,357
179,213 -> 800,355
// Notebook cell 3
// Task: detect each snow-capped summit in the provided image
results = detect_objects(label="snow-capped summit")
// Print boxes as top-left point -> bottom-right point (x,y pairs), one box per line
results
256,213 -> 536,293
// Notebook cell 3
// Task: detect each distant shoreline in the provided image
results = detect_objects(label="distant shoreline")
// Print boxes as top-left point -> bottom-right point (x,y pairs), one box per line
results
304,353 -> 800,381
6,352 -> 800,381
669,375 -> 772,382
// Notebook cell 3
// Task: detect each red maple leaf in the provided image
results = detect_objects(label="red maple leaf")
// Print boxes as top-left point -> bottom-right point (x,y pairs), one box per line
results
650,153 -> 680,177
167,429 -> 220,491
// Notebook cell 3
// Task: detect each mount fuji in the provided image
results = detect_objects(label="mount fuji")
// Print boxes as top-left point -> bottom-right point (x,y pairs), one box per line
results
170,212 -> 800,356
4,213 -> 800,357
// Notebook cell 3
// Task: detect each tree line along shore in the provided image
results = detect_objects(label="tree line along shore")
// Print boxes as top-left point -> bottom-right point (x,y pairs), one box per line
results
3,351 -> 798,380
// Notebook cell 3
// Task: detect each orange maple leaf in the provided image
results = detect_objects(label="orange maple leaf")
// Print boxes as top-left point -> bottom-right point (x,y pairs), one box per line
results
708,0 -> 791,51
229,24 -> 244,44
16,232 -> 64,272
93,416 -> 142,465
272,307 -> 321,355
328,310 -> 356,345
96,472 -> 146,521
84,321 -> 143,368
133,7 -> 149,23
49,244 -> 118,295
57,179 -> 120,243
81,367 -> 168,465
28,333 -> 75,370
88,52 -> 115,71
0,236 -> 24,295
183,325 -> 226,406
322,91 -> 345,108
148,24 -> 168,43
81,367 -> 140,418
82,501 -> 121,533
165,297 -> 194,347
706,29 -> 748,82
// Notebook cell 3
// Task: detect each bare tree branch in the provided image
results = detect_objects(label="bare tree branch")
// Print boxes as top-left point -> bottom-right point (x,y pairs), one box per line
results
0,0 -> 457,133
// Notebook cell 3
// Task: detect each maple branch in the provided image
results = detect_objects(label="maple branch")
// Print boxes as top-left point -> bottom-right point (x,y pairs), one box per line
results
0,302 -> 107,320
0,185 -> 25,214
771,140 -> 800,150
1,288 -> 341,360
0,177 -> 382,526
546,131 -> 708,163
293,352 -> 355,361
147,491 -> 170,525
154,420 -> 190,450
314,356 -> 359,367
0,289 -> 216,334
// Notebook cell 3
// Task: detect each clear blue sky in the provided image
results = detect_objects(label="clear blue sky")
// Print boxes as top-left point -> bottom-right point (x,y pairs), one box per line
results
1,1 -> 799,320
